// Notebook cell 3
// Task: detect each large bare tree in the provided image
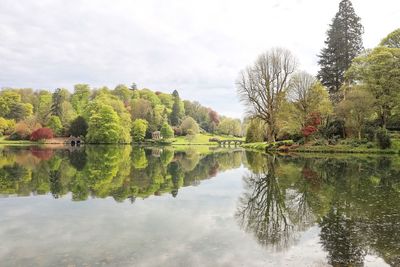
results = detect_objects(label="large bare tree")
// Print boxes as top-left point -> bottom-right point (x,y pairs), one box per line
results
237,48 -> 297,141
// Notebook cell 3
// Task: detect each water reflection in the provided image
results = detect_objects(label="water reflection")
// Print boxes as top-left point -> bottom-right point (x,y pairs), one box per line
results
1,146 -> 400,265
238,151 -> 400,265
0,146 -> 243,202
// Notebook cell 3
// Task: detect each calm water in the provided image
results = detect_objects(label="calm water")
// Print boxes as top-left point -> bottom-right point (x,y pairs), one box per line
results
0,146 -> 399,266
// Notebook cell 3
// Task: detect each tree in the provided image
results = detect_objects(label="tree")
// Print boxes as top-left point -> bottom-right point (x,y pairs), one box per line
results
51,88 -> 69,117
47,116 -> 63,136
69,116 -> 88,137
317,0 -> 364,102
380,28 -> 400,48
336,87 -> 374,139
0,117 -> 15,136
237,47 -> 297,141
245,118 -> 266,143
218,118 -> 242,136
37,91 -> 52,123
30,128 -> 54,141
347,45 -> 400,128
170,90 -> 185,126
180,116 -> 199,135
131,119 -> 148,142
71,84 -> 90,115
160,122 -> 174,139
289,71 -> 333,128
86,104 -> 130,143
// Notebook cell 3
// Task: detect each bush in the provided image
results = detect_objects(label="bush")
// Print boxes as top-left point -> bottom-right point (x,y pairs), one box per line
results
301,126 -> 318,138
376,128 -> 391,149
160,123 -> 174,139
30,128 -> 54,141
321,119 -> 345,139
173,126 -> 182,136
366,142 -> 374,149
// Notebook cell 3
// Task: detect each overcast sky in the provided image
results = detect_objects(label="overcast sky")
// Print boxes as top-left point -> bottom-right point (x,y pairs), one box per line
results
0,0 -> 399,118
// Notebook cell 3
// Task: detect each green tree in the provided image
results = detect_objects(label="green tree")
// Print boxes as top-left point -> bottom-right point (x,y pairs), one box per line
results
69,116 -> 88,137
317,0 -> 364,102
289,72 -> 333,128
47,115 -> 63,136
170,90 -> 185,126
37,91 -> 52,123
218,117 -> 242,136
245,118 -> 266,143
71,84 -> 90,115
0,117 -> 15,136
347,45 -> 400,128
160,122 -> 174,139
380,28 -> 400,48
180,116 -> 199,135
336,87 -> 374,139
51,88 -> 69,117
86,104 -> 130,143
131,119 -> 148,142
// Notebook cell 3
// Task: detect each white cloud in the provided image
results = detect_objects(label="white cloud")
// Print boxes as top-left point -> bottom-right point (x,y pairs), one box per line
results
0,0 -> 399,118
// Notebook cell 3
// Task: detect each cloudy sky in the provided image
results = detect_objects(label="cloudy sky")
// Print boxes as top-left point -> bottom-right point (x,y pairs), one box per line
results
0,0 -> 399,118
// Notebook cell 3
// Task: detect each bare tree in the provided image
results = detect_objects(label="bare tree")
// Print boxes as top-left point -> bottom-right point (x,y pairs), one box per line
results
288,71 -> 318,127
237,48 -> 297,141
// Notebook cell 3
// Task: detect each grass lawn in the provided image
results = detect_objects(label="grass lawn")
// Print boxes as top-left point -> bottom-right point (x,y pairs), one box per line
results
171,133 -> 244,145
0,136 -> 38,145
242,138 -> 400,155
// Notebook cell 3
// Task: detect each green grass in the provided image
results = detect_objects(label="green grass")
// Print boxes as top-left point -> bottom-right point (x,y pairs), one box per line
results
241,140 -> 294,151
171,133 -> 244,145
292,145 -> 398,154
242,138 -> 400,155
0,136 -> 38,145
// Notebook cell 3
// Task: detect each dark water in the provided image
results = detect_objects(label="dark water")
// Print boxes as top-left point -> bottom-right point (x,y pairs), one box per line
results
0,145 -> 399,266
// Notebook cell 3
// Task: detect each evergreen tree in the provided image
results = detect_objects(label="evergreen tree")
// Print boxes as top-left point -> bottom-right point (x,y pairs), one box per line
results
170,90 -> 184,126
317,0 -> 364,102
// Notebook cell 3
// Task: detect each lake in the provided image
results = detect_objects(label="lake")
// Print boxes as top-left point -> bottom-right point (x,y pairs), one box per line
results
0,145 -> 399,266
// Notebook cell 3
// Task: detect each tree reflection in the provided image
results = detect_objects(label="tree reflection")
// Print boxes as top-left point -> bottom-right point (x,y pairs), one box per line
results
240,153 -> 400,265
237,154 -> 315,251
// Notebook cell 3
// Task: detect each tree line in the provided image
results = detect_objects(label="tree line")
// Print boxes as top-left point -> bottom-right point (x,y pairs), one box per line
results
238,0 -> 400,148
0,84 -> 243,143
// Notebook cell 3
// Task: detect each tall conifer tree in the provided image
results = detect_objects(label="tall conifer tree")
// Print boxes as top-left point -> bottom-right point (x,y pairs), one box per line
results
317,0 -> 364,103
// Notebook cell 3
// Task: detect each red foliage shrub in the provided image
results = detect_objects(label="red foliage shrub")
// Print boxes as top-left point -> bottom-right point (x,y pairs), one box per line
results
30,148 -> 54,160
30,128 -> 54,141
301,112 -> 322,138
301,126 -> 318,137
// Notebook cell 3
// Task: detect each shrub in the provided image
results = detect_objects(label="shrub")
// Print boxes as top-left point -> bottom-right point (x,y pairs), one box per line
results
160,123 -> 174,139
301,126 -> 318,138
209,137 -> 220,142
376,128 -> 391,149
30,128 -> 54,141
321,118 -> 345,139
173,126 -> 182,136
